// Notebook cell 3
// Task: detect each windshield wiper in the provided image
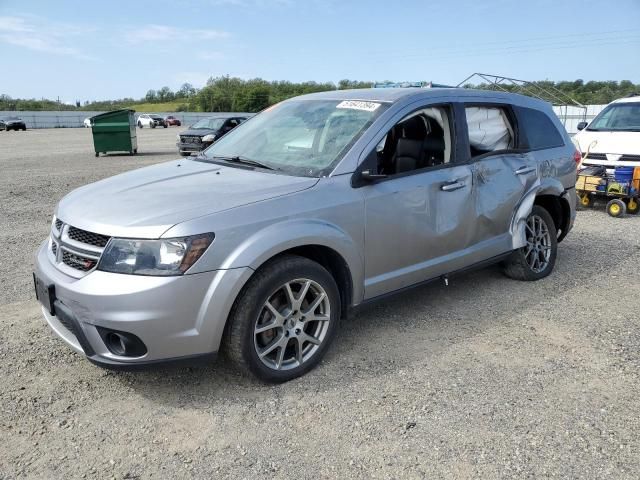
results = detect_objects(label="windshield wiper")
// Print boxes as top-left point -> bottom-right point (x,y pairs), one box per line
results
211,155 -> 275,170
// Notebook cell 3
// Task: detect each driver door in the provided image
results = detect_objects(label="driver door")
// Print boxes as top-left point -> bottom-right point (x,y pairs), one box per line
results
357,103 -> 477,299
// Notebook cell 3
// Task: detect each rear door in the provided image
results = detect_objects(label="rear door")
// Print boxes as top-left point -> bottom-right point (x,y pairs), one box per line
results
460,102 -> 538,256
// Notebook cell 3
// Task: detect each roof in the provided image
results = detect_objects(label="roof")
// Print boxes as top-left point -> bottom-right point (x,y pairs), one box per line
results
612,95 -> 640,104
292,87 -> 547,107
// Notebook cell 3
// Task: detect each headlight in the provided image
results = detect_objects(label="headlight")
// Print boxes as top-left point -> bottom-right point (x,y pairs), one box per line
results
202,134 -> 216,142
176,134 -> 181,141
98,233 -> 214,276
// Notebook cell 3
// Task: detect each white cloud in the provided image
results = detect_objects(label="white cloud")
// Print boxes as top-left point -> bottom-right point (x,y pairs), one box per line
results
126,24 -> 229,43
0,15 -> 96,60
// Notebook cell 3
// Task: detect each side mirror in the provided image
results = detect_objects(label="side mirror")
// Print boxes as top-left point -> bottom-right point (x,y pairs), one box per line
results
577,121 -> 588,131
360,169 -> 387,181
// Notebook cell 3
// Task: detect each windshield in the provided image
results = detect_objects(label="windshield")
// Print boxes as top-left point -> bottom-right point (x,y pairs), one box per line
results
192,118 -> 226,130
587,103 -> 640,132
200,99 -> 386,176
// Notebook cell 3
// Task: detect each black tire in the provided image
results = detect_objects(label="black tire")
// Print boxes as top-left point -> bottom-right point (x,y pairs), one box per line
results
95,152 -> 99,157
134,148 -> 138,154
21,127 -> 26,131
137,122 -> 142,128
624,198 -> 639,215
503,205 -> 558,281
223,255 -> 341,383
151,123 -> 156,129
163,124 -> 168,128
607,199 -> 626,218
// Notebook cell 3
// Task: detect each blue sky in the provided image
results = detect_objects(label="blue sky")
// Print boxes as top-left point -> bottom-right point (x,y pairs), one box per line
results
1,0 -> 639,103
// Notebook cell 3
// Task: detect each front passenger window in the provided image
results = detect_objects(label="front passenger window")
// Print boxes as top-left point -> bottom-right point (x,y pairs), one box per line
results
374,106 -> 453,176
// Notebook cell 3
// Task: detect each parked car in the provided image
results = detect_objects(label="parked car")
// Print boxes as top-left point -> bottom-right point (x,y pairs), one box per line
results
574,94 -> 640,167
34,88 -> 577,382
176,115 -> 247,156
137,114 -> 167,128
164,115 -> 182,126
0,116 -> 26,131
83,117 -> 92,128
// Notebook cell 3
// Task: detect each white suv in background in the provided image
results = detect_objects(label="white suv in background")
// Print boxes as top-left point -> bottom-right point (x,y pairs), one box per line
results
136,114 -> 167,128
574,95 -> 640,167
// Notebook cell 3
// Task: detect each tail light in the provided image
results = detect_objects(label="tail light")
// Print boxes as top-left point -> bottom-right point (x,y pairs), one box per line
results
574,149 -> 582,165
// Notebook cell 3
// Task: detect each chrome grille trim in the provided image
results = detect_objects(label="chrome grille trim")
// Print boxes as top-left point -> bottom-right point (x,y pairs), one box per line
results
68,226 -> 110,248
49,220 -> 111,277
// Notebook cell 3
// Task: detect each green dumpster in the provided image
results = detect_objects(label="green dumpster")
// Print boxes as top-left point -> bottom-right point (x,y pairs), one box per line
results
91,109 -> 138,157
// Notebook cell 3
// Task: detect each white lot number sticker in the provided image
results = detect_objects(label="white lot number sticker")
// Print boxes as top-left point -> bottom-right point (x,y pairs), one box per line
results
336,100 -> 381,112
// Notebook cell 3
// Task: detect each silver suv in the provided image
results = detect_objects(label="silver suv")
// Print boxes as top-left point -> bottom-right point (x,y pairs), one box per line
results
34,88 -> 577,382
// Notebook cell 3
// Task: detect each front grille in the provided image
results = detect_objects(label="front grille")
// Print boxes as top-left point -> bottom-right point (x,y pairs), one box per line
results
62,250 -> 97,272
68,226 -> 110,248
621,154 -> 640,162
180,136 -> 201,144
50,221 -> 109,276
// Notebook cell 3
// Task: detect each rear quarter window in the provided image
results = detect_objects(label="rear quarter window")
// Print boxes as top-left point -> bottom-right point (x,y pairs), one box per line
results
518,107 -> 564,150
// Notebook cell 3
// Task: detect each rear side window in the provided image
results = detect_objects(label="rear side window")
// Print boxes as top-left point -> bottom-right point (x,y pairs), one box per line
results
464,106 -> 515,158
518,107 -> 564,150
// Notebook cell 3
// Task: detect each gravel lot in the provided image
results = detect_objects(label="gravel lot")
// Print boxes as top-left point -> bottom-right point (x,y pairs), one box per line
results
1,128 -> 639,479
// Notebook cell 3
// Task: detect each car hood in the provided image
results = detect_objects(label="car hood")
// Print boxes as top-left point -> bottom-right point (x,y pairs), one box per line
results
574,130 -> 640,155
180,128 -> 218,137
56,159 -> 319,238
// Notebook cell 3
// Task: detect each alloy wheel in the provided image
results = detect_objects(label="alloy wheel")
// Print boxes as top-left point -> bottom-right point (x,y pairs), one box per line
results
523,215 -> 552,273
253,278 -> 331,371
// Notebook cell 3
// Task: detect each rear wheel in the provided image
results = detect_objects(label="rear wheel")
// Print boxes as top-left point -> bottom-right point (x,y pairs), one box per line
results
137,121 -> 142,128
625,198 -> 639,215
224,255 -> 340,383
503,205 -> 557,281
607,199 -> 626,218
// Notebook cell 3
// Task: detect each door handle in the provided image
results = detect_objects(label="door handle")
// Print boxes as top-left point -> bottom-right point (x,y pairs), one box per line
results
514,166 -> 536,175
441,180 -> 466,192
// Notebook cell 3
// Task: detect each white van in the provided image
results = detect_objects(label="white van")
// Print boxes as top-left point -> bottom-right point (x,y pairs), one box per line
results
574,95 -> 640,167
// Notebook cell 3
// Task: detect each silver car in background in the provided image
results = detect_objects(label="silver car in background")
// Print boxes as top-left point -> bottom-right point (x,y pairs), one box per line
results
34,88 -> 577,382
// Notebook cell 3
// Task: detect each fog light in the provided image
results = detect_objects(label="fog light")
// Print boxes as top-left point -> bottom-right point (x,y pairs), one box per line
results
96,327 -> 147,357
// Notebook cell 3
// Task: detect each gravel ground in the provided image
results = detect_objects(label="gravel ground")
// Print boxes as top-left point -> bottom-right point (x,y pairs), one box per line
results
1,128 -> 639,479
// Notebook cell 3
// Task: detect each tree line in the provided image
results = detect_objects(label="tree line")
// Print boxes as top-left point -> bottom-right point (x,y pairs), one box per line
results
1,78 -> 638,112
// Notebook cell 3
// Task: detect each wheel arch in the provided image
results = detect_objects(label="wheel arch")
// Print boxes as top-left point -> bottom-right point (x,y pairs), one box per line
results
511,178 -> 573,248
219,219 -> 362,316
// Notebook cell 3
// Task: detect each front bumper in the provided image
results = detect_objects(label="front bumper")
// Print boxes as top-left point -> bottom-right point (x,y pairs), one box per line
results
176,141 -> 212,154
34,240 -> 253,368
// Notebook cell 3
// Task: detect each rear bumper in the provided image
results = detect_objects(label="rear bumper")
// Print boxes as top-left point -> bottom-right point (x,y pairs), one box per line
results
560,187 -> 577,241
34,240 -> 253,368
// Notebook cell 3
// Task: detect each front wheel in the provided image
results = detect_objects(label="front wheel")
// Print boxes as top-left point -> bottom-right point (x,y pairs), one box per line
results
503,205 -> 558,281
607,199 -> 626,218
137,122 -> 142,128
224,255 -> 340,383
